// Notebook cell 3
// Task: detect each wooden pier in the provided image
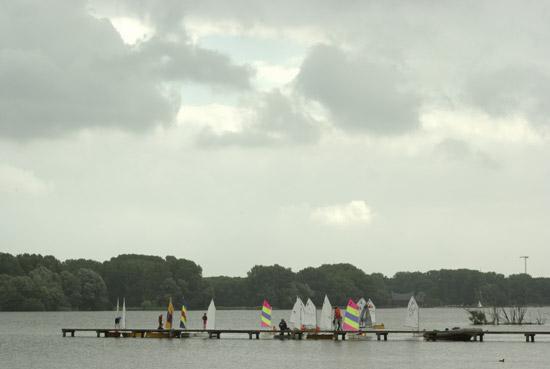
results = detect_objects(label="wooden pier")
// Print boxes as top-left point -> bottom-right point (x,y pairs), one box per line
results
61,328 -> 550,342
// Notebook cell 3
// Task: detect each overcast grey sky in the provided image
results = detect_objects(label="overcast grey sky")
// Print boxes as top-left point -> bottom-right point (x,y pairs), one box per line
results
1,0 -> 549,277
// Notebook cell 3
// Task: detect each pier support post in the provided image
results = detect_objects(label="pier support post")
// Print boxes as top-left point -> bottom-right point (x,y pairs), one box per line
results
62,331 -> 66,337
376,334 -> 381,341
248,333 -> 252,340
479,334 -> 484,342
255,332 -> 260,339
383,333 -> 388,341
96,331 -> 100,338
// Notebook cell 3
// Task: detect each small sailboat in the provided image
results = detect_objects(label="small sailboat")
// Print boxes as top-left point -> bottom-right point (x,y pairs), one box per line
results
206,299 -> 216,330
357,298 -> 371,328
319,295 -> 333,330
289,297 -> 305,330
343,299 -> 361,332
365,298 -> 384,329
405,296 -> 420,337
146,298 -> 175,338
259,299 -> 277,339
179,297 -> 191,338
303,298 -> 317,329
260,299 -> 272,328
121,298 -> 127,329
346,298 -> 370,340
307,295 -> 334,340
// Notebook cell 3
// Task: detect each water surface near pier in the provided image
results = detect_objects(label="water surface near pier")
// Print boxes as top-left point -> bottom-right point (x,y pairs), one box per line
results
1,308 -> 550,369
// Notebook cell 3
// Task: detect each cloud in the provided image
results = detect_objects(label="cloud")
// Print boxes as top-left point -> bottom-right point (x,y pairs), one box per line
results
197,89 -> 321,146
311,201 -> 373,226
0,1 -> 252,139
434,138 -> 499,169
0,163 -> 52,195
295,44 -> 420,135
463,66 -> 550,127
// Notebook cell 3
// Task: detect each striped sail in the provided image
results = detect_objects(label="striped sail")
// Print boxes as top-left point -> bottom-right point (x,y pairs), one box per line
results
180,297 -> 188,329
343,299 -> 360,331
260,299 -> 272,328
165,297 -> 174,330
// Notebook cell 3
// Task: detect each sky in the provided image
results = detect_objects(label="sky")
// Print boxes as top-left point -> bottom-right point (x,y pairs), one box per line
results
1,0 -> 549,277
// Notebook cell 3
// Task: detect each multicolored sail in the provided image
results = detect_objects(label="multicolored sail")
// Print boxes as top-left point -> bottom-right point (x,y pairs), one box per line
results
260,299 -> 272,328
343,299 -> 360,331
165,297 -> 174,330
180,297 -> 188,329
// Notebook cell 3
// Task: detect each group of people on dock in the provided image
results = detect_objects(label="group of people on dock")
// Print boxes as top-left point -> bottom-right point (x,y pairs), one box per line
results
156,312 -> 209,329
276,306 -> 343,335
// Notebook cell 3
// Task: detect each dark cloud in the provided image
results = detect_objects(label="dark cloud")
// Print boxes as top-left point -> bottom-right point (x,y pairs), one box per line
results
434,138 -> 499,170
464,66 -> 550,126
295,45 -> 420,135
0,0 -> 252,138
198,89 -> 320,146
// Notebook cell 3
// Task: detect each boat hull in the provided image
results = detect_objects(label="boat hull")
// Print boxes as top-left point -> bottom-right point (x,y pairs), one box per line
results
423,328 -> 483,342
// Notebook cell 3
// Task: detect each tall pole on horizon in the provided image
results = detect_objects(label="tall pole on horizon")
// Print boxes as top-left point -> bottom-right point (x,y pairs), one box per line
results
520,256 -> 529,274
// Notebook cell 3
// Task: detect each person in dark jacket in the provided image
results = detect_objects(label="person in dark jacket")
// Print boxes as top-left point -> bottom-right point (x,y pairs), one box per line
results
157,314 -> 163,329
278,319 -> 288,336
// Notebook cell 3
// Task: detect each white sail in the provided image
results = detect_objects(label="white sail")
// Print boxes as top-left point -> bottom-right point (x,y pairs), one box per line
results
116,298 -> 119,315
367,298 -> 376,325
319,295 -> 333,330
303,298 -> 317,328
477,301 -> 483,308
357,297 -> 371,328
289,297 -> 305,329
121,298 -> 126,329
206,299 -> 216,329
405,296 -> 419,330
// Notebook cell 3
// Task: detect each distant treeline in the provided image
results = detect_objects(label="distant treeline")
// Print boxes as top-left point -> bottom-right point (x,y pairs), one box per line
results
0,252 -> 549,311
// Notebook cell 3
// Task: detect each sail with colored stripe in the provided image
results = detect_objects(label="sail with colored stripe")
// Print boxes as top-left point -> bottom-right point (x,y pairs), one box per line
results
319,295 -> 333,330
289,297 -> 305,329
260,299 -> 272,328
180,297 -> 188,329
343,299 -> 360,331
206,299 -> 216,329
165,297 -> 174,329
303,298 -> 317,328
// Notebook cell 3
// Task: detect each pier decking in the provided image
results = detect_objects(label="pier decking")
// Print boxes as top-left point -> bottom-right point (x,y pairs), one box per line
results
61,328 -> 550,342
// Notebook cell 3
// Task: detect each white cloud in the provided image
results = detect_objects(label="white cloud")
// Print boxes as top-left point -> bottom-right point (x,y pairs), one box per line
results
109,17 -> 155,45
0,164 -> 52,195
311,201 -> 373,226
252,60 -> 300,90
177,103 -> 250,134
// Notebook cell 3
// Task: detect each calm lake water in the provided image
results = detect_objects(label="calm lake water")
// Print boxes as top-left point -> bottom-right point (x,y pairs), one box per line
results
1,307 -> 550,369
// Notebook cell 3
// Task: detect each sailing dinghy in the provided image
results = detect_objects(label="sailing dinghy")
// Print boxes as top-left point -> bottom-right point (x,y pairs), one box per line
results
307,295 -> 334,340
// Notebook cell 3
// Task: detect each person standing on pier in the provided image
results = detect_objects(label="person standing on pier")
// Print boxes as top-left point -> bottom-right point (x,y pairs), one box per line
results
114,316 -> 121,329
333,306 -> 342,330
278,319 -> 288,336
202,313 -> 208,330
157,314 -> 164,330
